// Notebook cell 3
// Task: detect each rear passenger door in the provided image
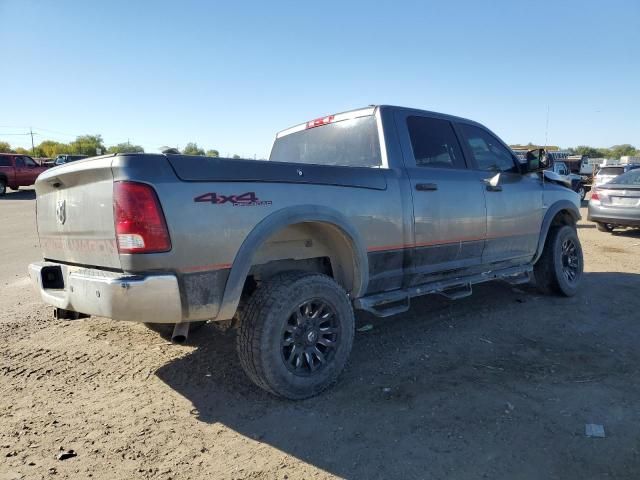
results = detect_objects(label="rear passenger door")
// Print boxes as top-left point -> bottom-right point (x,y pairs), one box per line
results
14,156 -> 28,185
395,112 -> 487,286
457,123 -> 544,265
22,156 -> 41,184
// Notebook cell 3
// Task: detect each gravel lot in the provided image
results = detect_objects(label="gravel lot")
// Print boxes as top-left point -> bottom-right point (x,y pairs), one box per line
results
1,188 -> 640,480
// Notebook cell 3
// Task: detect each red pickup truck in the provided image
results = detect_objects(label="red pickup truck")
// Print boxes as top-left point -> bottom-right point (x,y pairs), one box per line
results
0,153 -> 49,196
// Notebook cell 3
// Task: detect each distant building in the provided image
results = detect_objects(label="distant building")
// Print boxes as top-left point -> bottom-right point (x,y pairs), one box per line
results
620,156 -> 640,164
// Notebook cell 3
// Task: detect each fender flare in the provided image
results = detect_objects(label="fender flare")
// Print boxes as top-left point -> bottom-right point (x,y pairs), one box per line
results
532,200 -> 580,263
216,205 -> 369,320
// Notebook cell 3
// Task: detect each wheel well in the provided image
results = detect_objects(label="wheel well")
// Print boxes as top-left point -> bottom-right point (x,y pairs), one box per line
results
550,209 -> 577,228
241,222 -> 358,298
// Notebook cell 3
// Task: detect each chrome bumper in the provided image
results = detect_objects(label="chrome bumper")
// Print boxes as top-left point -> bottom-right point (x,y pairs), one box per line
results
28,261 -> 183,323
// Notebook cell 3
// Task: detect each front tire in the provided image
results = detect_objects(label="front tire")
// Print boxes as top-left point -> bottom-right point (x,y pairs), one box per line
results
534,225 -> 584,296
237,271 -> 355,399
0,179 -> 6,196
577,186 -> 586,201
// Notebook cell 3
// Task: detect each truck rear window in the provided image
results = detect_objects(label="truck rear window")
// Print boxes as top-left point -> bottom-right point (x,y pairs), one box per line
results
599,167 -> 624,175
269,116 -> 382,167
0,158 -> 11,167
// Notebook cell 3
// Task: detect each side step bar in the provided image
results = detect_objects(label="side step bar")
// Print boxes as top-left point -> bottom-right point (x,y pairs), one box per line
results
354,265 -> 532,318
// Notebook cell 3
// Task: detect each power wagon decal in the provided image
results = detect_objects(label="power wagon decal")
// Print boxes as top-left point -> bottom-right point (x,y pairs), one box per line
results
194,191 -> 272,206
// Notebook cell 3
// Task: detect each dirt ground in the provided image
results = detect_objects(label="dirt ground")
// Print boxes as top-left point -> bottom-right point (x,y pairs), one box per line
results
1,188 -> 640,480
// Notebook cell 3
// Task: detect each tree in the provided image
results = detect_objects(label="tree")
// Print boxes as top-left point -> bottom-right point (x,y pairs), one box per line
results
573,145 -> 602,158
232,154 -> 241,159
69,135 -> 106,156
0,142 -> 14,153
608,144 -> 637,159
14,147 -> 31,155
205,149 -> 219,157
183,142 -> 205,155
107,143 -> 144,154
37,140 -> 70,158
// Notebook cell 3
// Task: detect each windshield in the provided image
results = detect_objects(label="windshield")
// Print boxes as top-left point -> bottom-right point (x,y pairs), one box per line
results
269,116 -> 382,167
609,169 -> 640,185
598,167 -> 624,176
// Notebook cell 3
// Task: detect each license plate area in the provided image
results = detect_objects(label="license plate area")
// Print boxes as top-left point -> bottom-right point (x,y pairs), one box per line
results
611,197 -> 638,207
41,265 -> 64,289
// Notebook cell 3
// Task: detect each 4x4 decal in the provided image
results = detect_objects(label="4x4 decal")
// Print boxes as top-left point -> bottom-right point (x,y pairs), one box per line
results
194,191 -> 272,206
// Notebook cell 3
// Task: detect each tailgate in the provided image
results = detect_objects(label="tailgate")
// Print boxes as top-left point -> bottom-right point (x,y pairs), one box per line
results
35,156 -> 121,269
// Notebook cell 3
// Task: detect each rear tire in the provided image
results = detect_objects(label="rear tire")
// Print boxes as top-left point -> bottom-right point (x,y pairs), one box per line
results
534,225 -> 583,296
237,271 -> 355,399
596,222 -> 614,232
577,186 -> 586,201
0,179 -> 6,196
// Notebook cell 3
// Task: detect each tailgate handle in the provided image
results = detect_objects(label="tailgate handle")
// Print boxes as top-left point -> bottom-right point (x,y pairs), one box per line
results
416,183 -> 438,191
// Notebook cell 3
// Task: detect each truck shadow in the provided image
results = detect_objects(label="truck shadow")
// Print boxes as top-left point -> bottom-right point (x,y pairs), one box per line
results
612,229 -> 640,238
155,272 -> 640,479
0,189 -> 36,200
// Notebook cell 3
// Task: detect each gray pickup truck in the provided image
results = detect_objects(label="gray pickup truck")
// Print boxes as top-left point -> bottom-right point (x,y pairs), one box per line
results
29,105 -> 583,399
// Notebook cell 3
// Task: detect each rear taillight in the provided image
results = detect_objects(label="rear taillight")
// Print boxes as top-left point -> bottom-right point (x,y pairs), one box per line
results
113,181 -> 171,254
590,190 -> 600,201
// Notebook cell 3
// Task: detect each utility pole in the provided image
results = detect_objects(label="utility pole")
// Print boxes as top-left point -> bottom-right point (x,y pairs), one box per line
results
29,127 -> 35,155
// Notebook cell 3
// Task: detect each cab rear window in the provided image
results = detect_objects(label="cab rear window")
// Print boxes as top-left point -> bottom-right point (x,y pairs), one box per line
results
599,167 -> 624,175
269,116 -> 382,167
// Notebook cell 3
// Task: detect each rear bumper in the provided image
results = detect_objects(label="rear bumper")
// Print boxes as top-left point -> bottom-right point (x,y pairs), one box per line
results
587,203 -> 640,227
28,261 -> 183,323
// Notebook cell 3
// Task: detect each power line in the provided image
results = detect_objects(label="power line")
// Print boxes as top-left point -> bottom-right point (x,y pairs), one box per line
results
32,126 -> 80,138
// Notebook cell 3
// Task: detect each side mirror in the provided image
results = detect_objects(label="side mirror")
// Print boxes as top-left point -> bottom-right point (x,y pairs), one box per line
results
525,148 -> 548,172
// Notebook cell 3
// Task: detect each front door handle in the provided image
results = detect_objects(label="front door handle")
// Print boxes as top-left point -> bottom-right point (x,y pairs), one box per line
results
416,183 -> 438,191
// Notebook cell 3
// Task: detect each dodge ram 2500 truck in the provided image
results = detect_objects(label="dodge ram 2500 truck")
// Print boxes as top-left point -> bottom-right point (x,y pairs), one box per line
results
29,105 -> 583,399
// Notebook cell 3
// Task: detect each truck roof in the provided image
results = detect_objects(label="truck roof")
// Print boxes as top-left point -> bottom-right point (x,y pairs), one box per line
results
276,105 -> 482,138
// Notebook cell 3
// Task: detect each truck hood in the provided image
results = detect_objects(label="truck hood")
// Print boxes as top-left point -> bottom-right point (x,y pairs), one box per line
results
543,170 -> 572,188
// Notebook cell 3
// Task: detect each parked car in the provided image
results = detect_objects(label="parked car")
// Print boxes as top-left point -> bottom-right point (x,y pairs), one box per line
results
594,165 -> 640,187
28,105 -> 583,399
588,168 -> 640,232
53,154 -> 89,166
0,153 -> 49,195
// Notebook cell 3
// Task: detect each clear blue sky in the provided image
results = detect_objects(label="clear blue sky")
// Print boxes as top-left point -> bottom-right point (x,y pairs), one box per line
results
1,0 -> 638,157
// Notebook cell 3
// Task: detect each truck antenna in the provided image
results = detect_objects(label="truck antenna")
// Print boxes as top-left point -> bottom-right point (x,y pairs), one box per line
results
544,105 -> 550,150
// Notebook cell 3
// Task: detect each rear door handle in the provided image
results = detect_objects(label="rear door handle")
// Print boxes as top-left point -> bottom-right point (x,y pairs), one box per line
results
415,183 -> 438,191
